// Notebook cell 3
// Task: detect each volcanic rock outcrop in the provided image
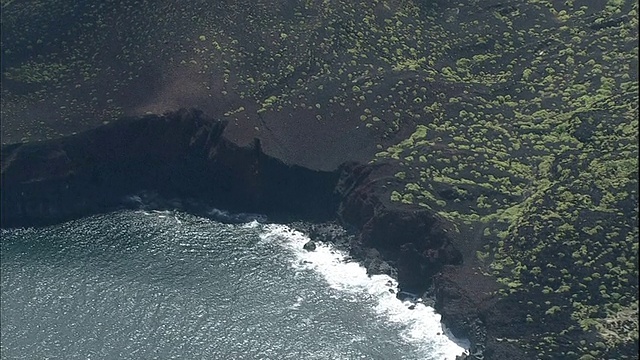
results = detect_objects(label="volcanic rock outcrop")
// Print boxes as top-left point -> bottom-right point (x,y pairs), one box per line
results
0,109 -> 509,359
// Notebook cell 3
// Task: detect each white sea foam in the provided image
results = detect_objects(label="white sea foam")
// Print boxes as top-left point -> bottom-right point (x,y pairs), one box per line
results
242,220 -> 261,229
260,224 -> 470,360
138,209 -> 183,225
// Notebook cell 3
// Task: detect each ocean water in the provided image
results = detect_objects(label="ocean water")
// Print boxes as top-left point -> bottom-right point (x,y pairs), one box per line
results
1,210 -> 468,359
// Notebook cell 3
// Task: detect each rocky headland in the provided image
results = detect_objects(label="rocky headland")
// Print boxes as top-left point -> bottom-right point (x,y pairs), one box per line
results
3,106 -> 635,360
1,109 -> 499,358
2,0 -> 637,359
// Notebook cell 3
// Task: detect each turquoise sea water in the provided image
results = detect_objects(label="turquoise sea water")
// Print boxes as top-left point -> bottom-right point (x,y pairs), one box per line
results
1,210 -> 468,359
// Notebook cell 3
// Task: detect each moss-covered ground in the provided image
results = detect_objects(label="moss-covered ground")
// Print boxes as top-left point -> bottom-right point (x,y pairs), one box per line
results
2,0 -> 638,358
371,0 -> 639,358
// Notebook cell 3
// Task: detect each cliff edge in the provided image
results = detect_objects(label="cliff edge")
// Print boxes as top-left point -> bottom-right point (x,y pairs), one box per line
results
1,109 -> 512,359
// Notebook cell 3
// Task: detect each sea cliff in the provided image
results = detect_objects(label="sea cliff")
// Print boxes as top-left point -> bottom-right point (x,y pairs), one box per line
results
2,0 -> 637,358
2,108 -> 505,359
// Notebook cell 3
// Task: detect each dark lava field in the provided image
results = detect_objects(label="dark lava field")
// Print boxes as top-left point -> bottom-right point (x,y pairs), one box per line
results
1,0 -> 638,359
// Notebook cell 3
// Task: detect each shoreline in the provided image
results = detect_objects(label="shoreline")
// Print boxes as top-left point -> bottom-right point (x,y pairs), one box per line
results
263,221 -> 472,359
2,0 -> 637,357
1,109 -> 495,359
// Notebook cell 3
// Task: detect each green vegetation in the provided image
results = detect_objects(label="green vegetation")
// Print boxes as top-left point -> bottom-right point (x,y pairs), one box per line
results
372,0 -> 638,358
2,0 -> 638,358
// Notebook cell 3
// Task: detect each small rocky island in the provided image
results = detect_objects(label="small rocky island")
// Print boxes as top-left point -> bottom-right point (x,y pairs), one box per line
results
1,0 -> 637,359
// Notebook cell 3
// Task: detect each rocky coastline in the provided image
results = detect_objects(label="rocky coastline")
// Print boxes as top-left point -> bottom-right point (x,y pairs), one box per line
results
1,109 -> 514,359
2,0 -> 637,357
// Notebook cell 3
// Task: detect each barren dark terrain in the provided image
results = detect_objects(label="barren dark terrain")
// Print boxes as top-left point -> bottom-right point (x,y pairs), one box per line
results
1,0 -> 638,359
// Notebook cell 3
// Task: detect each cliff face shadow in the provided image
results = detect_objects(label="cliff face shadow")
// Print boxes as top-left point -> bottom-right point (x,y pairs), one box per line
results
0,109 -> 341,228
0,108 -> 465,298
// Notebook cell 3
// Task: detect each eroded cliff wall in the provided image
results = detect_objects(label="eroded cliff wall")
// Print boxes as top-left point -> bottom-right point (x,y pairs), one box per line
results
1,109 -> 339,227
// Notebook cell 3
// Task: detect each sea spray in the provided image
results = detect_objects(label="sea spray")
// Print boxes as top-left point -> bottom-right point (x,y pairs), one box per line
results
260,224 -> 470,360
2,210 -> 469,359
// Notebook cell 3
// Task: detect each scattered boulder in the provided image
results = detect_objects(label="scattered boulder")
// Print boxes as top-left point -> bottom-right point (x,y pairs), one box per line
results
303,240 -> 317,251
307,221 -> 355,246
396,290 -> 419,302
366,257 -> 396,277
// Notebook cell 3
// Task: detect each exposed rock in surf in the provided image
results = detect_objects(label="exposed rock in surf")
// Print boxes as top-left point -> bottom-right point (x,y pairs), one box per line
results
396,291 -> 419,303
366,257 -> 396,277
303,240 -> 317,252
307,221 -> 355,247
